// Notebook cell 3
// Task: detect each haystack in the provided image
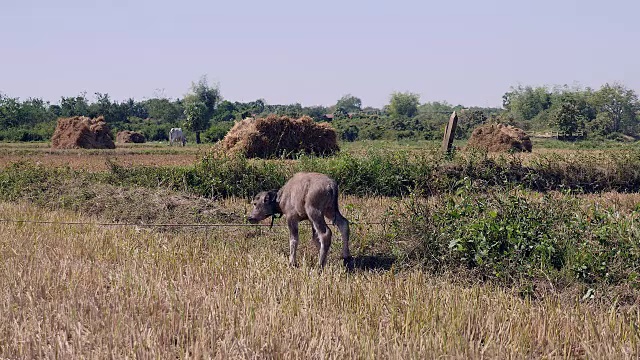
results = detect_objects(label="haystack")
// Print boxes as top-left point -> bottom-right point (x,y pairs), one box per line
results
220,115 -> 339,158
116,130 -> 146,143
51,116 -> 115,149
467,123 -> 532,152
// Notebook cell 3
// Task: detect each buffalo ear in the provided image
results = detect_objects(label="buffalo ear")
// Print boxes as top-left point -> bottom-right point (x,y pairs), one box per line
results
267,190 -> 278,203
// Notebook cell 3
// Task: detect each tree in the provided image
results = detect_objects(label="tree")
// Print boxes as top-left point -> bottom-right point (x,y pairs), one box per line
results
183,76 -> 221,143
184,100 -> 207,143
550,86 -> 596,123
143,98 -> 183,123
212,100 -> 238,122
456,110 -> 487,139
251,99 -> 266,114
388,92 -> 420,118
302,105 -> 329,121
0,95 -> 21,128
503,85 -> 552,120
551,101 -> 584,138
60,94 -> 90,117
589,83 -> 638,134
335,94 -> 362,114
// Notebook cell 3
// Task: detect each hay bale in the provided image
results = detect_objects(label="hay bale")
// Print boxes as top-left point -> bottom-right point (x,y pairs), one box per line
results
51,116 -> 115,149
220,115 -> 339,158
467,123 -> 532,152
116,130 -> 146,144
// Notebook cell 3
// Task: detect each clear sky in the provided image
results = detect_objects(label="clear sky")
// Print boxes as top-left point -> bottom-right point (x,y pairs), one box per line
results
1,0 -> 638,108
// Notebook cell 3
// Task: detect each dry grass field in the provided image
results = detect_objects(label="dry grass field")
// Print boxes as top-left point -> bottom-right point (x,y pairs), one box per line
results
2,140 -> 640,358
1,202 -> 639,359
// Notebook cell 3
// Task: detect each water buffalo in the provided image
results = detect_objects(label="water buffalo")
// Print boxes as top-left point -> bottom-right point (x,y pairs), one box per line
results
248,172 -> 353,269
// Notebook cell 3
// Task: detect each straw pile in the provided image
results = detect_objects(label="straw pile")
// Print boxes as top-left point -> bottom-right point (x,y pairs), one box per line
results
116,130 -> 146,143
220,115 -> 339,158
51,116 -> 115,149
467,123 -> 532,152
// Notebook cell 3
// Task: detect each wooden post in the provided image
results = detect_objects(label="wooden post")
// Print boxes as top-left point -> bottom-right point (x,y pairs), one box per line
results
442,111 -> 458,153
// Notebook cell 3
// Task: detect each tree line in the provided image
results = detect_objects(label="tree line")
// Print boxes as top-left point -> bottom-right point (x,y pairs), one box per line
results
1,77 -> 638,143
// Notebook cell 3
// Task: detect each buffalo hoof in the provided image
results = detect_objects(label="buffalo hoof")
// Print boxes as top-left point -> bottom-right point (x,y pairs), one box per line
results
343,256 -> 355,271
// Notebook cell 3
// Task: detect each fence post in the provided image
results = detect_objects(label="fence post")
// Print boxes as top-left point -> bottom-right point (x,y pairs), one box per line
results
441,111 -> 458,153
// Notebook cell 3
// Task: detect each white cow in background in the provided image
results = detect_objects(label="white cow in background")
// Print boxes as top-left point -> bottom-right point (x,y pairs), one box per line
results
169,128 -> 186,146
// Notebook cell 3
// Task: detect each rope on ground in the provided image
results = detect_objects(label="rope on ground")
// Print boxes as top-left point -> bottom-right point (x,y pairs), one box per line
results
0,218 -> 387,228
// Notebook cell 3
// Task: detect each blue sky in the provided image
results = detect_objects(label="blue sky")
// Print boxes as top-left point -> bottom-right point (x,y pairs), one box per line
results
1,0 -> 638,108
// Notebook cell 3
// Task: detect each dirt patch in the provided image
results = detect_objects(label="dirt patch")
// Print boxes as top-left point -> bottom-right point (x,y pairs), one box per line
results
467,123 -> 532,152
51,116 -> 115,149
219,115 -> 339,158
116,131 -> 146,144
0,154 -> 200,171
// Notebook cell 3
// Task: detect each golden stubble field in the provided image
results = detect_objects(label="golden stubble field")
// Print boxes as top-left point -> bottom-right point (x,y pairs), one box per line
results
1,202 -> 639,359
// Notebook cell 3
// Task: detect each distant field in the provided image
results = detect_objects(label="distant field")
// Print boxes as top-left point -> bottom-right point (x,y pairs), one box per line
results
1,139 -> 637,171
0,142 -> 206,171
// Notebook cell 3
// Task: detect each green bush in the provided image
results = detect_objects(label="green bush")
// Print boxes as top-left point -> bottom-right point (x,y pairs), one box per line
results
203,121 -> 234,143
392,182 -> 640,286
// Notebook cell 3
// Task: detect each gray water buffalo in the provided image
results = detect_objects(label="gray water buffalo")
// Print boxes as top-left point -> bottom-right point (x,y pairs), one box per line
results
248,172 -> 353,269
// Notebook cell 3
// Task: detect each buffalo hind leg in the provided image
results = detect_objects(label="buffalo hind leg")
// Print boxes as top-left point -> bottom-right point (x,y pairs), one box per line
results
309,212 -> 332,268
334,212 -> 353,270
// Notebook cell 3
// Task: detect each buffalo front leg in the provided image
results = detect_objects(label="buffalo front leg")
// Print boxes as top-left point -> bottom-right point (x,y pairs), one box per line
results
287,218 -> 300,267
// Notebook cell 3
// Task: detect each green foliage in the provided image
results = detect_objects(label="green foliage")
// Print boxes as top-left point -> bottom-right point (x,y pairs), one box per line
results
335,94 -> 362,114
183,100 -> 207,129
301,105 -> 329,121
504,83 -> 640,139
393,183 -> 640,286
359,125 -> 384,140
550,100 -> 584,136
213,101 -> 238,122
60,94 -> 91,117
590,83 -> 638,134
388,92 -> 420,118
143,98 -> 184,123
1,81 -> 639,143
90,147 -> 640,198
456,110 -> 487,139
503,85 -> 552,120
203,121 -> 234,143
340,125 -> 359,142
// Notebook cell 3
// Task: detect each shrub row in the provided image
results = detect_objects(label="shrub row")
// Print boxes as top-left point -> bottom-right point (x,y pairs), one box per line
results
96,148 -> 640,198
3,149 -> 640,199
